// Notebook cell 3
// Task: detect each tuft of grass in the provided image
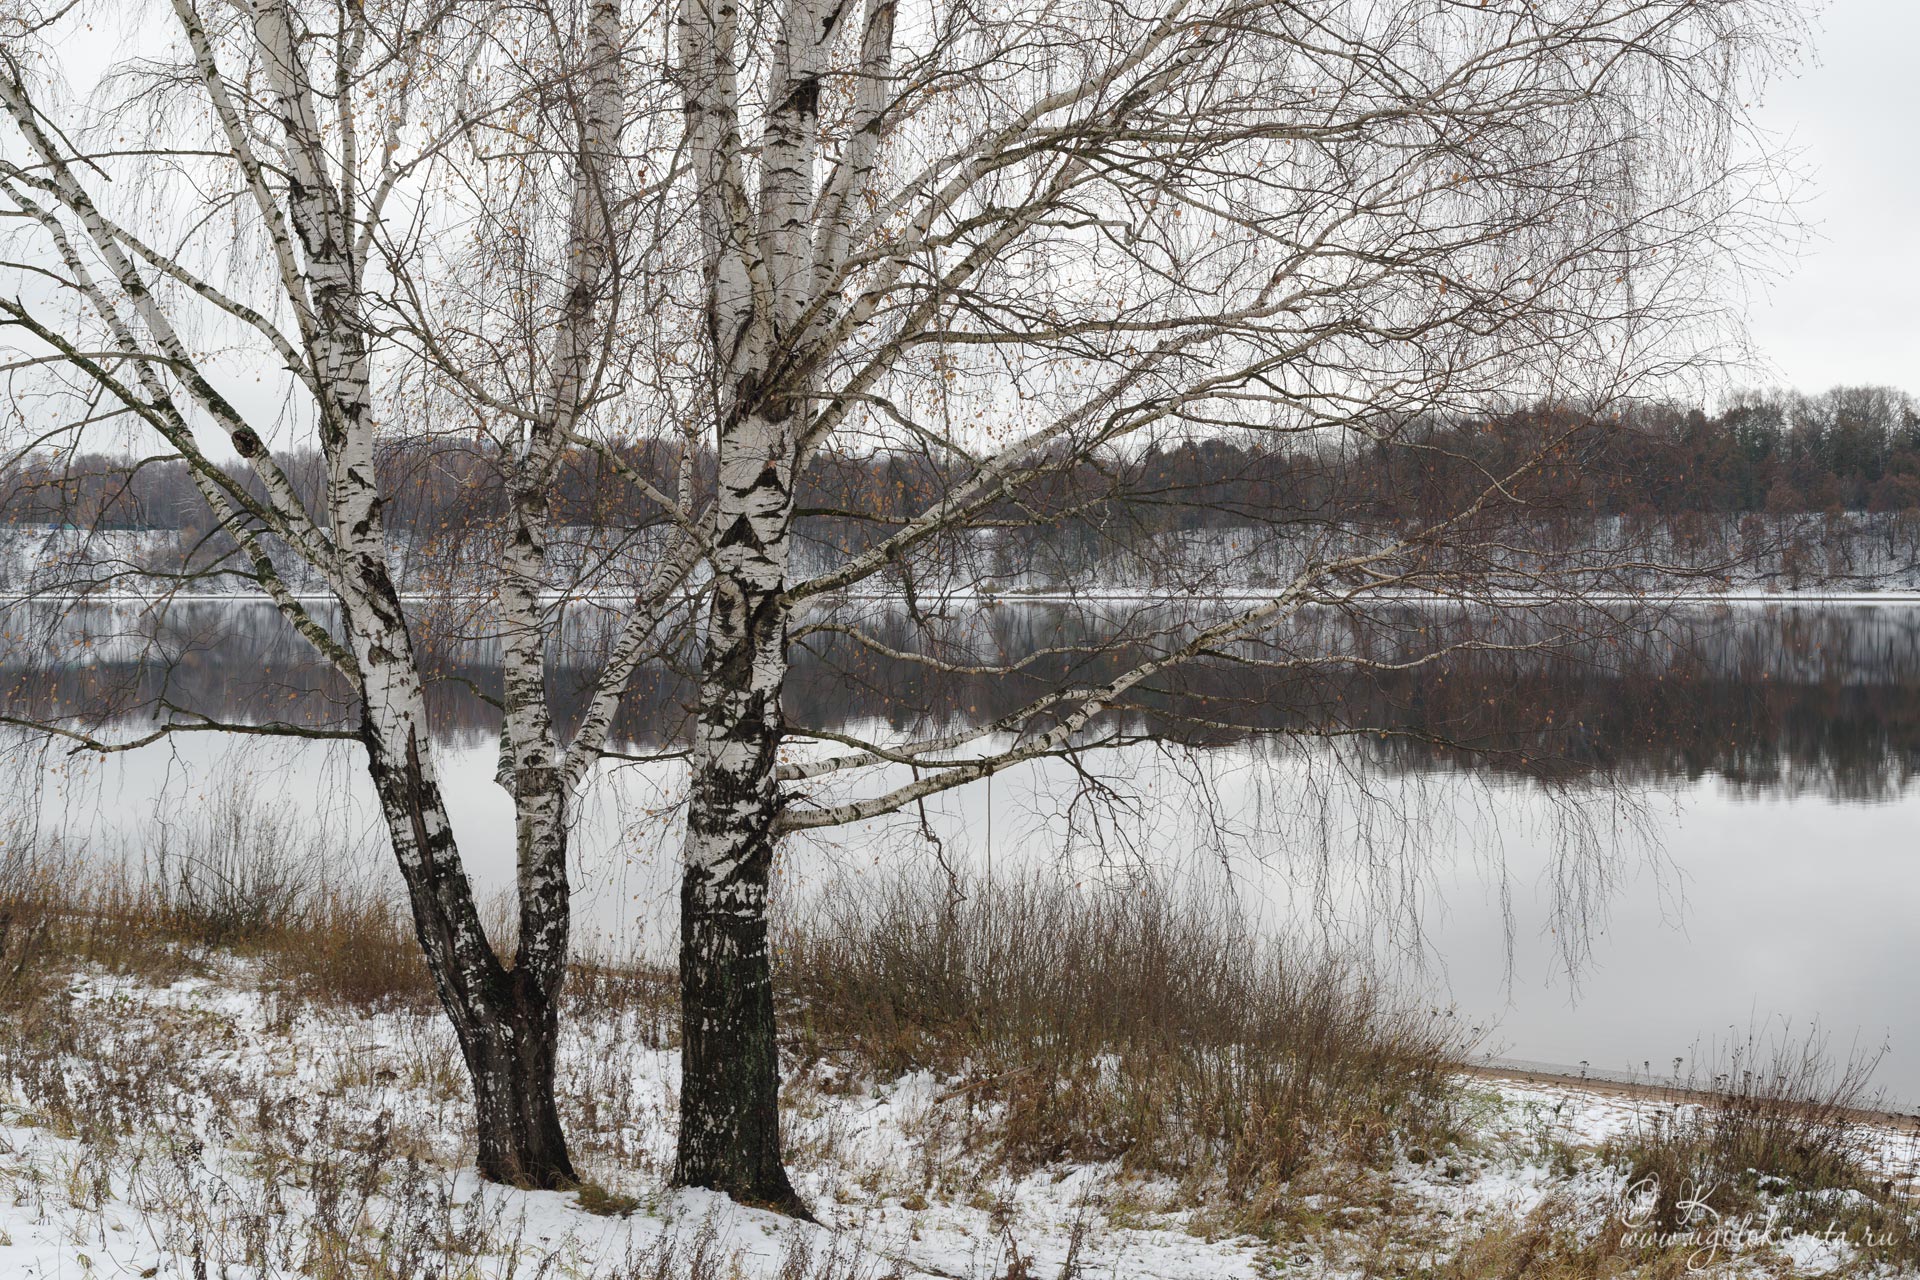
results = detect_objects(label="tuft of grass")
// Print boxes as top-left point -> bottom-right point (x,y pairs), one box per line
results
1420,1191 -> 1652,1280
0,837 -> 204,996
573,1179 -> 641,1217
776,869 -> 1470,1205
260,883 -> 434,1010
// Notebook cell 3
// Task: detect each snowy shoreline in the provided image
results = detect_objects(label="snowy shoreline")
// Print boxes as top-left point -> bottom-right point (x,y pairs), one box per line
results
2,960 -> 1914,1279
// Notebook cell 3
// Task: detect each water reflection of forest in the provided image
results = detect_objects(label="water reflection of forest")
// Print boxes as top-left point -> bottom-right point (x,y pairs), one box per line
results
5,602 -> 1918,802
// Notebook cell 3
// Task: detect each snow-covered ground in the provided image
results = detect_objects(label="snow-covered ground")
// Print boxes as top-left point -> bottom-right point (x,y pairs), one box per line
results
1,960 -> 1914,1279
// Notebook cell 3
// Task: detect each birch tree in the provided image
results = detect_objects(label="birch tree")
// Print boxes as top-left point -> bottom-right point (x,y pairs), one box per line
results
1,0 -> 1803,1217
0,0 -> 689,1187
656,0 -> 1802,1211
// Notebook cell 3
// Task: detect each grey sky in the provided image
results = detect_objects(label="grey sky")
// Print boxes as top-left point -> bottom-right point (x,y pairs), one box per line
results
12,0 -> 1910,423
1746,0 -> 1919,394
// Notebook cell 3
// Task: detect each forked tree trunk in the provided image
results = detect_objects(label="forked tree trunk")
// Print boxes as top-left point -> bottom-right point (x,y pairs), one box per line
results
373,751 -> 580,1189
359,627 -> 578,1190
673,410 -> 808,1215
462,969 -> 576,1186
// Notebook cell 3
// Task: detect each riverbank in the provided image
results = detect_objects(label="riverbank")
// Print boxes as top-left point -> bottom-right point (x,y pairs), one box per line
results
1462,1061 -> 1920,1138
10,586 -> 1920,607
1,959 -> 1915,1279
1,860 -> 1916,1277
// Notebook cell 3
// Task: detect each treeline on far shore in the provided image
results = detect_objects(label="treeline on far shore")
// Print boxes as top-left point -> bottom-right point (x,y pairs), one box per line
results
4,386 -> 1916,547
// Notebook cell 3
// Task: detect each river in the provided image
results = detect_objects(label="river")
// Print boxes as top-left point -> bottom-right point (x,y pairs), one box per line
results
5,597 -> 1917,1103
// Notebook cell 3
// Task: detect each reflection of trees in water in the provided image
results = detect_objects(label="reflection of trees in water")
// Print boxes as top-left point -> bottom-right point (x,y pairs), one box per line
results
1361,666 -> 1920,802
5,602 -> 1919,801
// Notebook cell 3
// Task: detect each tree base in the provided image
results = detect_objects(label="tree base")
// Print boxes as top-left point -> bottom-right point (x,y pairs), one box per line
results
673,1168 -> 815,1222
477,1151 -> 579,1192
467,985 -> 576,1191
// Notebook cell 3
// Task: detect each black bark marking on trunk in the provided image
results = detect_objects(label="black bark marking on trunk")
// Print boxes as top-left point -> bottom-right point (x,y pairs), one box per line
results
780,76 -> 820,118
401,728 -> 437,866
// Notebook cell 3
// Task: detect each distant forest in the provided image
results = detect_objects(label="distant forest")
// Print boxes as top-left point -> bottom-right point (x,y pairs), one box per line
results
6,386 -> 1917,547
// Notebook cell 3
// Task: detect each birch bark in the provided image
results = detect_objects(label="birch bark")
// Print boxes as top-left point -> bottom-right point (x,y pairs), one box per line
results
673,409 -> 804,1208
669,0 -> 842,1206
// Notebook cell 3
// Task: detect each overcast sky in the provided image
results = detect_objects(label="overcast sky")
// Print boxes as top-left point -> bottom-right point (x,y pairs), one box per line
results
1745,1 -> 1919,395
17,0 -> 1915,418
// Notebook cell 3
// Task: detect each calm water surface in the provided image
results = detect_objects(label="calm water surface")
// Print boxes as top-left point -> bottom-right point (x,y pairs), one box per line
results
5,599 -> 1918,1104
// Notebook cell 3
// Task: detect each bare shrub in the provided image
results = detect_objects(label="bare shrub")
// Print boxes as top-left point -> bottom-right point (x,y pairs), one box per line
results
777,870 -> 1468,1193
146,788 -> 323,946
